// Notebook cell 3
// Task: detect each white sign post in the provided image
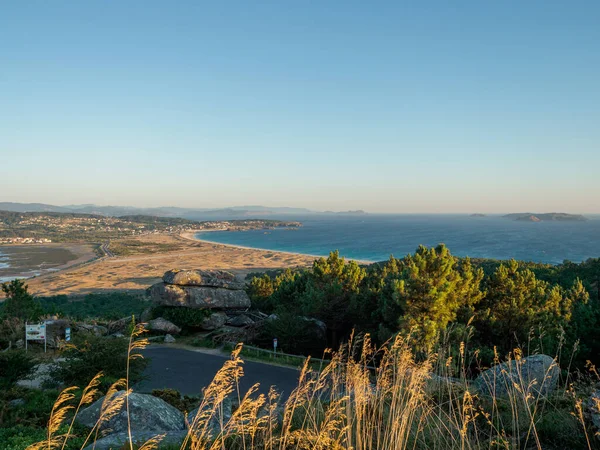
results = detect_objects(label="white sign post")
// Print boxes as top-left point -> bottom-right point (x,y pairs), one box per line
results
273,338 -> 278,357
65,327 -> 71,342
25,322 -> 47,353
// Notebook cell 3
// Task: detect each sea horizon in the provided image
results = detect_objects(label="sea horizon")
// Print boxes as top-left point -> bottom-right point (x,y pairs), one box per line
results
194,213 -> 600,265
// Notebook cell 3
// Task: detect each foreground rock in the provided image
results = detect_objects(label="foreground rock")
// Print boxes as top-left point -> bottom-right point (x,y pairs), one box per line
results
475,354 -> 559,399
76,391 -> 185,433
148,284 -> 250,310
83,431 -> 187,450
148,317 -> 182,334
163,269 -> 246,290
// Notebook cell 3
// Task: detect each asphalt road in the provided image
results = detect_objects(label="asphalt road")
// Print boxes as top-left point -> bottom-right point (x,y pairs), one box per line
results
137,345 -> 301,399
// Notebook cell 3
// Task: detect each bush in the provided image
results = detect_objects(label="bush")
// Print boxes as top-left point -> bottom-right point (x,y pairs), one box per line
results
39,292 -> 148,321
0,280 -> 42,321
0,350 -> 37,389
50,334 -> 148,389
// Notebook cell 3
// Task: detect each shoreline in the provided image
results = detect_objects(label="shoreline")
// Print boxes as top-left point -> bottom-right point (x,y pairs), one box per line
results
180,230 -> 375,265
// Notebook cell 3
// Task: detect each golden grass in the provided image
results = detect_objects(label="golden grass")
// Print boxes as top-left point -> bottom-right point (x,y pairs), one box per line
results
27,330 -> 599,450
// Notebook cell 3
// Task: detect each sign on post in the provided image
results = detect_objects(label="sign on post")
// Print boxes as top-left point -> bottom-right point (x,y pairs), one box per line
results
25,322 -> 47,353
273,338 -> 278,354
65,327 -> 71,342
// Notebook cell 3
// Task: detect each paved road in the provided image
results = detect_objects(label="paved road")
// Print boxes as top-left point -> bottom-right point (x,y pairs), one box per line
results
137,346 -> 301,399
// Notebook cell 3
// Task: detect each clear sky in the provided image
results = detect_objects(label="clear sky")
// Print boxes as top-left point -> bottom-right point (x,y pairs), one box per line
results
1,1 -> 599,213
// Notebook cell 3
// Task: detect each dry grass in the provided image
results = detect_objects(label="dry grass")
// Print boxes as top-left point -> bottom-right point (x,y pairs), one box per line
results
25,234 -> 315,297
26,330 -> 600,450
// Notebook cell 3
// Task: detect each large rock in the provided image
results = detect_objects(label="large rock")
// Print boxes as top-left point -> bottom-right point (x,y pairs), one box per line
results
200,312 -> 228,331
148,283 -> 250,310
76,391 -> 185,433
148,317 -> 181,334
76,323 -> 108,336
475,354 -> 559,399
589,390 -> 600,430
45,319 -> 71,347
163,269 -> 245,290
83,430 -> 187,450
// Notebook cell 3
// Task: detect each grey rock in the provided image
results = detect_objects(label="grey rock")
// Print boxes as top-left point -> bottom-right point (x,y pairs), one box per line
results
475,354 -> 559,399
15,339 -> 24,349
45,319 -> 71,347
76,323 -> 108,336
16,359 -> 65,389
589,390 -> 600,430
200,312 -> 228,331
82,430 -> 187,450
110,332 -> 125,338
76,391 -> 185,434
9,398 -> 25,407
164,334 -> 176,343
227,314 -> 254,327
148,317 -> 181,334
149,283 -> 250,310
163,269 -> 245,290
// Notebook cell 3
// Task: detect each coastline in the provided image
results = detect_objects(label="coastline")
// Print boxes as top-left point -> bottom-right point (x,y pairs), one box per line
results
180,230 -> 374,265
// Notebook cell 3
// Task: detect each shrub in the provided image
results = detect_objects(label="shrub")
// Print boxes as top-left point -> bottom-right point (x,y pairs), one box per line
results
0,280 -> 42,321
0,350 -> 37,389
50,334 -> 147,389
151,388 -> 199,412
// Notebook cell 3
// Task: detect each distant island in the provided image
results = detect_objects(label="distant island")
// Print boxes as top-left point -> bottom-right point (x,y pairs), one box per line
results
470,213 -> 486,217
503,213 -> 588,222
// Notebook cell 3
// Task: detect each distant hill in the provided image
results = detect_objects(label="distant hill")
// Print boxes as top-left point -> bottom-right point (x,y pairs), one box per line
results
0,202 -> 72,213
0,202 -> 366,219
503,213 -> 588,222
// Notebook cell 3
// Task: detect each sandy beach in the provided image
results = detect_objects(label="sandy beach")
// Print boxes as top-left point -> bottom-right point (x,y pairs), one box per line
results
23,233 -> 318,297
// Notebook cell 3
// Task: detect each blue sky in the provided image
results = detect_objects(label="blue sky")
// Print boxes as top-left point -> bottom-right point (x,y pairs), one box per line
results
1,1 -> 598,213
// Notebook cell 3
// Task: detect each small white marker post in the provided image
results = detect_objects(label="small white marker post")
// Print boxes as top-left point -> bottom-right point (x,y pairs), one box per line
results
273,338 -> 278,358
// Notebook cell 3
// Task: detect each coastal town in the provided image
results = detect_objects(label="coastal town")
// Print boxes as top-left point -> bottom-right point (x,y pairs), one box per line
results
0,210 -> 301,244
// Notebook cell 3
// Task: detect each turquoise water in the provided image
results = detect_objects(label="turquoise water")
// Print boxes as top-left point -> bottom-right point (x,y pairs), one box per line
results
195,214 -> 600,264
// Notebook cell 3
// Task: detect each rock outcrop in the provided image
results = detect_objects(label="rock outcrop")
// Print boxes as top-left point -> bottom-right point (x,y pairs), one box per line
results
163,269 -> 246,290
148,269 -> 250,311
77,391 -> 185,434
474,354 -> 559,399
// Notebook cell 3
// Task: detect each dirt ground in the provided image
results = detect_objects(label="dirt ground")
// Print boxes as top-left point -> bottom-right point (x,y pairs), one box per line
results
25,233 -> 316,297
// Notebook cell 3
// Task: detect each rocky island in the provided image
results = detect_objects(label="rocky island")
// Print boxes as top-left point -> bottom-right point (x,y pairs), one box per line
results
503,213 -> 588,222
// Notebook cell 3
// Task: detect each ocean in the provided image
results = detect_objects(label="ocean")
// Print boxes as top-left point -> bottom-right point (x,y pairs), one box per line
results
195,214 -> 600,264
